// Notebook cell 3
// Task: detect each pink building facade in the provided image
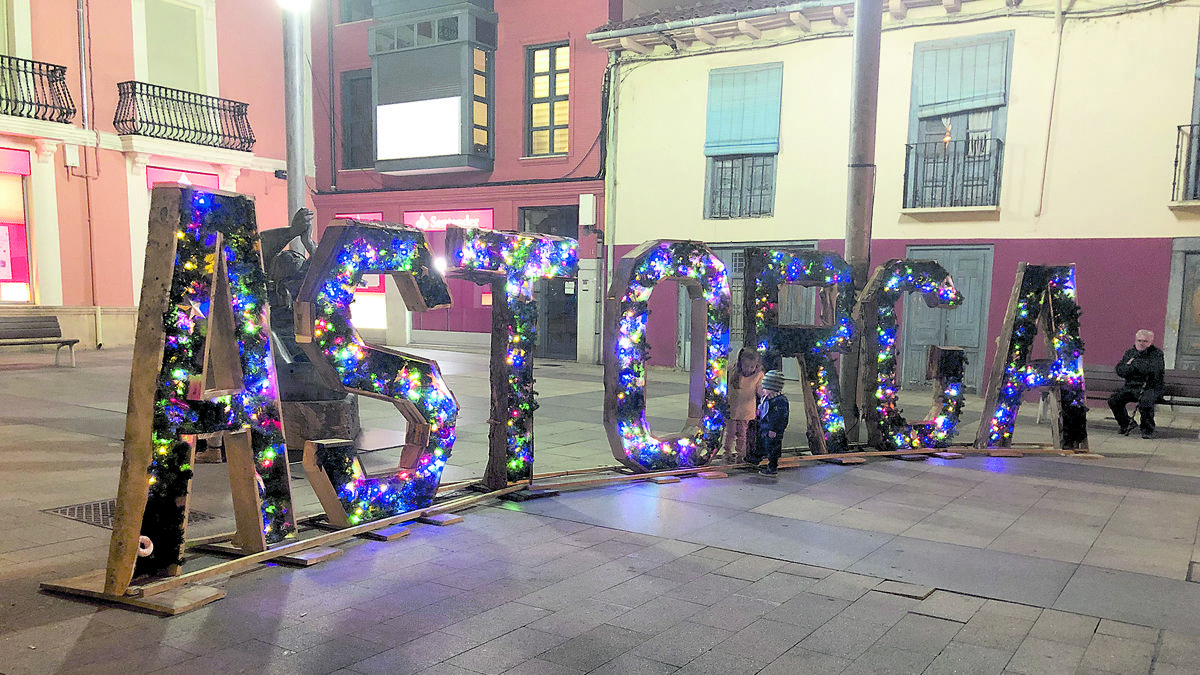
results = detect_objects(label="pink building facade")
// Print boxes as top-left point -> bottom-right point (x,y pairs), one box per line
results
310,0 -> 611,362
0,0 -> 297,348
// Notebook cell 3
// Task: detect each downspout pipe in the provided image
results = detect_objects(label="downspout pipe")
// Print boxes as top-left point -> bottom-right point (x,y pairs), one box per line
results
1033,0 -> 1066,217
841,0 -> 883,437
78,0 -> 102,347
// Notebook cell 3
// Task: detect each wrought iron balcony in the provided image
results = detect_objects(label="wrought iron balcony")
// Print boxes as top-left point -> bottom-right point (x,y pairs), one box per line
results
0,54 -> 75,123
114,81 -> 255,152
903,138 -> 1004,209
1173,124 -> 1200,201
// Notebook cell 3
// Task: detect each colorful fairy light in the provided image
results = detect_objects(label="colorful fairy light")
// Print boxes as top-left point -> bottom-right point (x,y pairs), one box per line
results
858,260 -> 965,450
978,264 -> 1087,449
139,188 -> 293,577
744,248 -> 855,454
295,220 -> 458,524
447,226 -> 579,485
604,240 -> 730,472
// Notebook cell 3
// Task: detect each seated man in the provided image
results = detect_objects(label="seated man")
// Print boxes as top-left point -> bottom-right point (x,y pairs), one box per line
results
1107,329 -> 1165,439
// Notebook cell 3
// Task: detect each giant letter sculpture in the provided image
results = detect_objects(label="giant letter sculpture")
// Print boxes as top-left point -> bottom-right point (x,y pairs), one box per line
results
294,219 -> 458,526
604,240 -> 730,471
856,260 -> 965,450
744,248 -> 855,454
975,263 -> 1087,451
106,186 -> 293,595
446,225 -> 579,490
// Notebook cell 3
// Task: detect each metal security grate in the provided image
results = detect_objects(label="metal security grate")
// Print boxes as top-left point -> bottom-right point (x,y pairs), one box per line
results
44,499 -> 217,530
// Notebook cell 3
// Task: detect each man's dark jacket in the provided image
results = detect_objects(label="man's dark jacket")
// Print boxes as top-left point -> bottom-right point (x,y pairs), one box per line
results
1114,345 -> 1165,392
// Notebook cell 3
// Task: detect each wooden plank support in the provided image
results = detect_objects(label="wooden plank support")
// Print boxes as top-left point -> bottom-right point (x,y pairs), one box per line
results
897,454 -> 930,462
619,36 -> 652,55
693,26 -> 718,46
698,471 -> 728,480
822,456 -> 866,465
41,570 -> 224,616
932,452 -> 964,459
118,484 -> 524,600
736,20 -> 762,39
988,449 -> 1024,458
418,513 -> 463,526
1071,453 -> 1106,460
650,476 -> 681,484
789,11 -> 811,31
360,524 -> 411,541
275,547 -> 342,567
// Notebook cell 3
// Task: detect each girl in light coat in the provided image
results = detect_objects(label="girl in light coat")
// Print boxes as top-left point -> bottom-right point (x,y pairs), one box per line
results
724,347 -> 764,463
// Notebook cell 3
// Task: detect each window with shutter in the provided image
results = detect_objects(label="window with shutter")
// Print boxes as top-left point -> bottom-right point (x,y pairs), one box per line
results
905,32 -> 1013,208
703,63 -> 783,219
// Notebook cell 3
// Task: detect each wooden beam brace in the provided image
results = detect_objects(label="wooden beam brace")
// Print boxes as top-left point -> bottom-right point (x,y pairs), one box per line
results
619,36 -> 653,55
832,6 -> 850,26
789,11 -> 812,31
693,26 -> 718,46
737,20 -> 762,39
889,0 -> 908,19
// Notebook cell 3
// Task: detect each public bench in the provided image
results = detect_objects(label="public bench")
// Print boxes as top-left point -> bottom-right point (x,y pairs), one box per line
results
1082,366 -> 1200,410
0,316 -> 79,366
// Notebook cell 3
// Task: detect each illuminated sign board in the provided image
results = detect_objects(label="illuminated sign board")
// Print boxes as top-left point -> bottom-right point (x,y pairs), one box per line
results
402,209 -> 494,232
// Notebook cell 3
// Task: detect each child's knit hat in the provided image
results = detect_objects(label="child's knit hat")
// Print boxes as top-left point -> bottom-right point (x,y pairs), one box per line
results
762,370 -> 785,392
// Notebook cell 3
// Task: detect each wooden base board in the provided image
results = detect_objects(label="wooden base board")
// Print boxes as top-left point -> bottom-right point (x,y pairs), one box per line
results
897,454 -> 930,462
698,471 -> 728,479
649,476 -> 681,484
932,452 -> 964,459
360,524 -> 411,541
41,570 -> 224,616
822,456 -> 867,465
988,450 -> 1024,458
418,513 -> 463,526
192,542 -> 254,557
1070,452 -> 1105,460
499,488 -> 560,502
275,546 -> 342,567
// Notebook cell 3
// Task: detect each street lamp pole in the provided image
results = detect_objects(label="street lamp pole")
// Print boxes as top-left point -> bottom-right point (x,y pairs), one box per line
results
281,0 -> 309,220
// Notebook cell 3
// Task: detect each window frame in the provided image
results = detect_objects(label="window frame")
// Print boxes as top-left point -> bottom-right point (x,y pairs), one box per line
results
339,0 -> 372,24
340,68 -> 374,170
704,153 -> 777,220
525,41 -> 570,157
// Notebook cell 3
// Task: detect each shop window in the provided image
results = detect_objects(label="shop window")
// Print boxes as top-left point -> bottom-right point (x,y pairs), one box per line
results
0,150 -> 31,302
526,43 -> 569,156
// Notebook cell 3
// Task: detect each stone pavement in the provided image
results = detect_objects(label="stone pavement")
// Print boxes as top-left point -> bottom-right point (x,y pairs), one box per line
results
1,345 -> 1198,674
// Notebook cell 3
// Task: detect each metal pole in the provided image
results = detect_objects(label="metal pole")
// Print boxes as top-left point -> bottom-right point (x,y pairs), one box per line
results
842,0 -> 882,439
283,9 -> 306,220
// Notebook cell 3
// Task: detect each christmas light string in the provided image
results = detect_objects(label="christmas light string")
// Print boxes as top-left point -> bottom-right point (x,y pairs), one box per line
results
746,248 -> 855,454
859,260 -> 965,450
302,221 -> 457,524
983,265 -> 1087,449
607,241 -> 730,471
451,226 -> 579,483
141,189 -> 293,576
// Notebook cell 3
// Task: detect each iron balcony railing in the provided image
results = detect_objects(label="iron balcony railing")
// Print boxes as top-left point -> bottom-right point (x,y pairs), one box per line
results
113,81 -> 255,152
1172,124 -> 1200,201
0,54 -> 75,123
903,138 -> 1004,209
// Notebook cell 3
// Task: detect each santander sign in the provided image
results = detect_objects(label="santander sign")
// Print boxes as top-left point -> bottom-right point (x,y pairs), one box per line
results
402,209 -> 494,231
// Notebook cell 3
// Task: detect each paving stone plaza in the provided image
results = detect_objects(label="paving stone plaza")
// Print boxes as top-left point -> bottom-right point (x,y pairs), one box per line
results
1,346 -> 1198,674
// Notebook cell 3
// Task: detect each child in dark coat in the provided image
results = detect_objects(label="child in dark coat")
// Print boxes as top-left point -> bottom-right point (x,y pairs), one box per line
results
746,370 -> 789,475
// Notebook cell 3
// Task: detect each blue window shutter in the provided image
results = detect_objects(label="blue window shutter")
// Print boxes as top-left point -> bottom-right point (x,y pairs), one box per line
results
916,35 -> 1009,118
705,63 -> 783,156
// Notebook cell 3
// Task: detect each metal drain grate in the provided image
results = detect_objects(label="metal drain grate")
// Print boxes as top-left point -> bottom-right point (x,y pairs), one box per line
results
43,499 -> 218,530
